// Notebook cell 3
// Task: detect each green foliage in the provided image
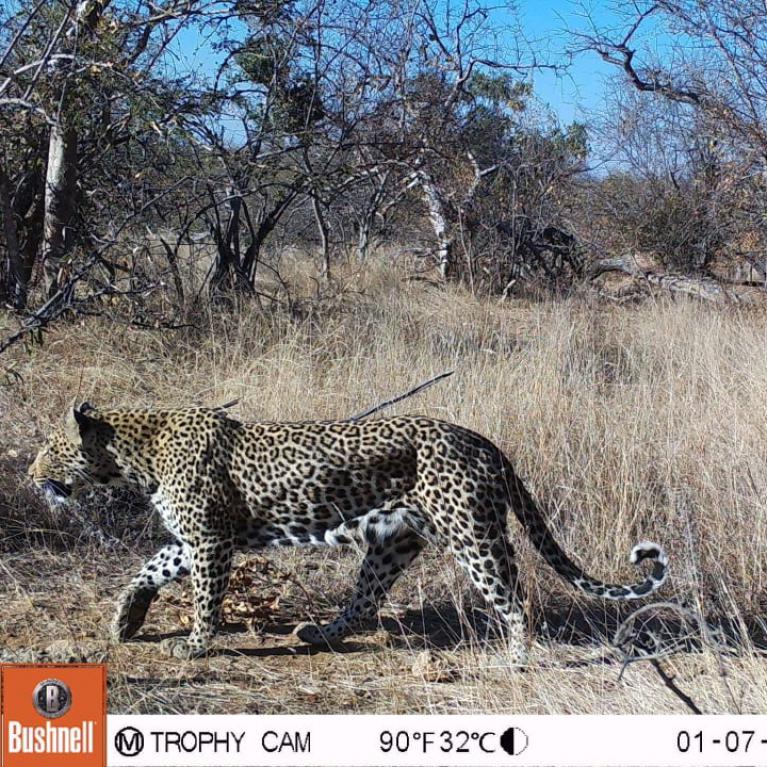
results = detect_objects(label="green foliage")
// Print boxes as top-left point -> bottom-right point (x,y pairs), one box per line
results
272,78 -> 325,135
233,1 -> 326,138
553,122 -> 588,161
235,37 -> 285,86
234,0 -> 293,26
468,73 -> 531,112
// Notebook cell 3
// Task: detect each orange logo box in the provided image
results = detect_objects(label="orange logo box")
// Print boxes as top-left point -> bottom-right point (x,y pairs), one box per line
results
0,664 -> 106,767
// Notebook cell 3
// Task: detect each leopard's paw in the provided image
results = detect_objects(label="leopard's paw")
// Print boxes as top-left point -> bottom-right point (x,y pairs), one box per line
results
160,636 -> 208,660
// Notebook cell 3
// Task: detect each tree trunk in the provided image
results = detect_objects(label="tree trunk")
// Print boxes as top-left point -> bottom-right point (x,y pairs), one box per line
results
241,190 -> 299,285
19,179 -> 44,300
40,0 -> 112,298
0,166 -> 27,309
210,186 -> 253,296
226,190 -> 242,266
355,169 -> 390,262
209,227 -> 236,295
418,172 -> 453,280
42,122 -> 78,296
312,194 -> 331,280
356,216 -> 372,262
154,231 -> 186,307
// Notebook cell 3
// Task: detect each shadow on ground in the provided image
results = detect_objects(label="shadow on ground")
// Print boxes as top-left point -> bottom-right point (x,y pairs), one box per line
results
203,599 -> 767,661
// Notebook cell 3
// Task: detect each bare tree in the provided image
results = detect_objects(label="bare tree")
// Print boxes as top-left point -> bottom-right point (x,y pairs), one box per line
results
576,0 -> 767,288
0,0 -> 597,351
0,0 -> 204,308
578,0 -> 767,157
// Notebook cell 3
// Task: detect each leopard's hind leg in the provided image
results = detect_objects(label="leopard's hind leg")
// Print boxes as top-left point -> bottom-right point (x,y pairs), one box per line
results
449,531 -> 528,665
422,490 -> 529,665
296,506 -> 428,645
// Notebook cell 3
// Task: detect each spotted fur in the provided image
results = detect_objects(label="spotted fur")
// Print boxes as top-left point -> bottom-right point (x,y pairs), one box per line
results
28,403 -> 668,662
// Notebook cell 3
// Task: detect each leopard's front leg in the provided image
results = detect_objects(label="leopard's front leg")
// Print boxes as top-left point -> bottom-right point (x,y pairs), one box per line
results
112,541 -> 190,642
161,535 -> 234,660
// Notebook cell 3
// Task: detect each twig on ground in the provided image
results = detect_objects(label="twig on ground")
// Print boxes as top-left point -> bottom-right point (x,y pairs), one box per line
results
649,658 -> 703,715
612,600 -> 733,715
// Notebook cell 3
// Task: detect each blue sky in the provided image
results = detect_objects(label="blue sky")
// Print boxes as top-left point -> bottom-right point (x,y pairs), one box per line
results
517,1 -> 624,125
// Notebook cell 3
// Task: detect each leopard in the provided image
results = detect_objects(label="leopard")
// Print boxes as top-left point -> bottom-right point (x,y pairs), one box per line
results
28,402 -> 669,663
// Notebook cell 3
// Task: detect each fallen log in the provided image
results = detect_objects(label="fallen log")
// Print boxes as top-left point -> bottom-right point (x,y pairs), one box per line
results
588,253 -> 767,305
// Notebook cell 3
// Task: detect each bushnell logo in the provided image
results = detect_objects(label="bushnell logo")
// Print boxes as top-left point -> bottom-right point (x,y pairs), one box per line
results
2,664 -> 106,766
32,678 -> 72,719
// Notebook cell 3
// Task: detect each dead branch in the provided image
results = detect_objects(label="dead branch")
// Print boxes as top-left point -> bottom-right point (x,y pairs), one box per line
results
215,376 -> 453,422
612,600 -> 737,716
589,253 -> 767,305
347,371 -> 454,421
0,256 -> 95,356
647,658 -> 703,715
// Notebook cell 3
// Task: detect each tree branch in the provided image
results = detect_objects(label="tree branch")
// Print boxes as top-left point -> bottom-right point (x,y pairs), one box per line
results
347,371 -> 454,421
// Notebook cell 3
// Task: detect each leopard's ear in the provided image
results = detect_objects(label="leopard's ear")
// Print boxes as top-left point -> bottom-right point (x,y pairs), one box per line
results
64,399 -> 96,445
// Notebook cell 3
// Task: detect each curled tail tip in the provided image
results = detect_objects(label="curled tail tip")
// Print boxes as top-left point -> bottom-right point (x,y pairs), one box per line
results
630,540 -> 668,566
630,540 -> 669,592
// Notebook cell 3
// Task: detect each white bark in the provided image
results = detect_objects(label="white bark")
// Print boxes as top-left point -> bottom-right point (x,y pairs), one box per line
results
418,171 -> 452,280
312,195 -> 330,280
42,121 -> 77,294
41,0 -> 110,296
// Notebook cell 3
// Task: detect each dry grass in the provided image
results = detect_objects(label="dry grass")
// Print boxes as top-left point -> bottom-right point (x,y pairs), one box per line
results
1,256 -> 767,714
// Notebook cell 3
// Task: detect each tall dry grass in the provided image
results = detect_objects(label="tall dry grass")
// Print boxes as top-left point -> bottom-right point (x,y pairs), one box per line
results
2,256 -> 767,713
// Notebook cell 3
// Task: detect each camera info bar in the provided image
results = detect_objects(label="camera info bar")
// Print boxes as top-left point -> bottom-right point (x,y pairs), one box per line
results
107,714 -> 767,766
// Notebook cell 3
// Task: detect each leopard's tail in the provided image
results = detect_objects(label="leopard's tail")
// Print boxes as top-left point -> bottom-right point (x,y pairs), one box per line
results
504,461 -> 668,599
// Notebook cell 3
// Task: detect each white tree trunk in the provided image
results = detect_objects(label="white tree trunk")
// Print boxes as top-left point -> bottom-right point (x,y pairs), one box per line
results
356,218 -> 371,262
312,195 -> 330,280
41,0 -> 111,296
42,122 -> 77,295
418,172 -> 452,279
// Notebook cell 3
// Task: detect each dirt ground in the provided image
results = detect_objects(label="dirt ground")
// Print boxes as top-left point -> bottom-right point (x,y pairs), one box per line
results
2,539 -> 765,716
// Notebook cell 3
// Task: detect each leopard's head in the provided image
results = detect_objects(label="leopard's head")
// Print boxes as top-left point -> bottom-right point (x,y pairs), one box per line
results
29,402 -> 121,506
